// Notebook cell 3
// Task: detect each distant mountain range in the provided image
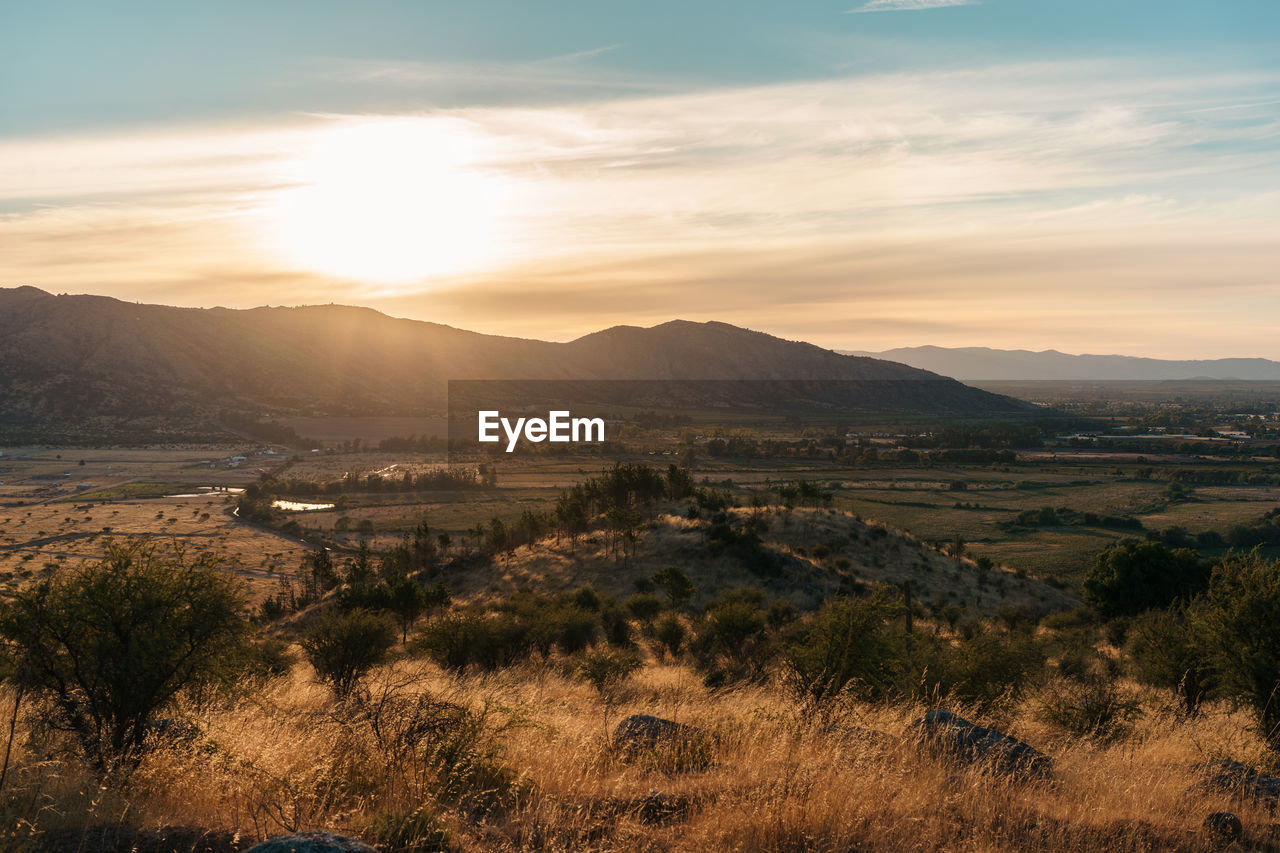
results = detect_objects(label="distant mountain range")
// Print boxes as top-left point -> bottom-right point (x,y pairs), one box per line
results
0,287 -> 1034,433
842,346 -> 1280,382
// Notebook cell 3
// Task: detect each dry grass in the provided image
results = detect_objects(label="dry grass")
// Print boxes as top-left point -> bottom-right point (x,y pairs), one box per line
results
2,656 -> 1277,852
448,506 -> 1078,618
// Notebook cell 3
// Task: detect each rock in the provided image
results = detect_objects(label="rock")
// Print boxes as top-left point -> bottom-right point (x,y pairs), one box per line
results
912,709 -> 1053,780
1193,760 -> 1280,806
246,831 -> 376,853
613,714 -> 701,750
612,714 -> 712,770
1202,812 -> 1243,845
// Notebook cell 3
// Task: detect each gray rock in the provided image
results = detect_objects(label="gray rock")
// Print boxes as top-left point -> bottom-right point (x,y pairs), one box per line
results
912,709 -> 1053,780
613,714 -> 701,750
246,831 -> 375,853
1202,812 -> 1243,845
1194,759 -> 1280,806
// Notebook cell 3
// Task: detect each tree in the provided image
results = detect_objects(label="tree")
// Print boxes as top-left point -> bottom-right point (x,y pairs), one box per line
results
1193,552 -> 1280,747
388,577 -> 450,642
1083,539 -> 1208,618
652,566 -> 696,609
301,610 -> 396,698
1127,606 -> 1212,716
0,539 -> 247,768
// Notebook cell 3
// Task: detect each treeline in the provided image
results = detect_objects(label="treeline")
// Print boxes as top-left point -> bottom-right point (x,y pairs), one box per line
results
1165,468 -> 1280,486
706,438 -> 1017,465
1147,506 -> 1280,551
899,423 -> 1044,450
1081,437 -> 1280,458
294,465 -> 496,495
1010,507 -> 1144,531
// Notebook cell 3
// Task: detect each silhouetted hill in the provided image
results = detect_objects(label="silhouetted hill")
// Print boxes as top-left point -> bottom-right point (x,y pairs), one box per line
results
843,345 -> 1280,381
0,288 -> 1034,431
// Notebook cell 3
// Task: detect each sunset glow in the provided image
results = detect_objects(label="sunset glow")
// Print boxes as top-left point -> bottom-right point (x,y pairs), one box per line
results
262,119 -> 514,284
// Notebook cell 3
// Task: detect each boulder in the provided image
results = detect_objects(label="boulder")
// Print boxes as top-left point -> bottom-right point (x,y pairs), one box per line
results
613,714 -> 701,750
1202,812 -> 1243,845
612,714 -> 712,770
1193,759 -> 1280,806
246,831 -> 375,853
912,709 -> 1053,780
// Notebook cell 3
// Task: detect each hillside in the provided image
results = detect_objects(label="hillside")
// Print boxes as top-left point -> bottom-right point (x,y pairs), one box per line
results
0,287 -> 1034,430
843,344 -> 1280,381
445,505 -> 1077,616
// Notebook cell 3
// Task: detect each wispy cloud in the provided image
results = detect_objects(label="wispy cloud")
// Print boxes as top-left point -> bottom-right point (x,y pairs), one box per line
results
848,0 -> 977,12
533,44 -> 621,65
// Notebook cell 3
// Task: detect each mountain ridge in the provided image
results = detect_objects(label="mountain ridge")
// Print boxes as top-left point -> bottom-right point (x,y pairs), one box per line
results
842,345 -> 1280,381
0,287 -> 1035,426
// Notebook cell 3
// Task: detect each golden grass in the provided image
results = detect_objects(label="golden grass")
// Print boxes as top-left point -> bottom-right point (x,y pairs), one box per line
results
1,655 -> 1277,852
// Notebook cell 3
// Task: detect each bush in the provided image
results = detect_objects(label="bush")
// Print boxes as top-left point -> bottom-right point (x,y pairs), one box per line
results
780,595 -> 906,706
654,614 -> 686,660
1082,539 -> 1208,617
1127,606 -> 1212,715
414,612 -> 533,671
924,629 -> 1046,711
625,593 -> 665,622
0,539 -> 247,768
575,645 -> 642,699
364,807 -> 452,853
530,605 -> 598,657
1193,551 -> 1280,747
1038,677 -> 1142,741
302,610 -> 396,697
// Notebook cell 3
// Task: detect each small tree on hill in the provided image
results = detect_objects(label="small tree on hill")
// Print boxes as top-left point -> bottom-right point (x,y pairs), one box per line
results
652,566 -> 696,609
0,539 -> 248,769
302,610 -> 396,698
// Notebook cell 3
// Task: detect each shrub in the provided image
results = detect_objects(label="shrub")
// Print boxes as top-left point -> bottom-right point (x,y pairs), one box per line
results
575,645 -> 642,700
530,605 -> 598,657
414,612 -> 533,671
780,594 -> 906,706
1127,606 -> 1212,715
363,807 -> 452,853
0,539 -> 247,768
302,610 -> 396,698
1082,539 -> 1208,617
925,629 -> 1047,711
600,600 -> 633,647
654,614 -> 686,660
1193,551 -> 1280,747
1038,677 -> 1143,741
625,593 -> 665,622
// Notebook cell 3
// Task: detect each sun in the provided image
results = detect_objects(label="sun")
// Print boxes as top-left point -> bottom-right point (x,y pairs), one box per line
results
264,118 -> 511,284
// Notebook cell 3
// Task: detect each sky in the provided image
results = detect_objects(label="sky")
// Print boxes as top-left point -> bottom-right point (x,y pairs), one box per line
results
2,0 -> 1278,357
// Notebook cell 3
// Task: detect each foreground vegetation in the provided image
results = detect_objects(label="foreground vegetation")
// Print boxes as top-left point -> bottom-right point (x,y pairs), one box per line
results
1,513 -> 1280,850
